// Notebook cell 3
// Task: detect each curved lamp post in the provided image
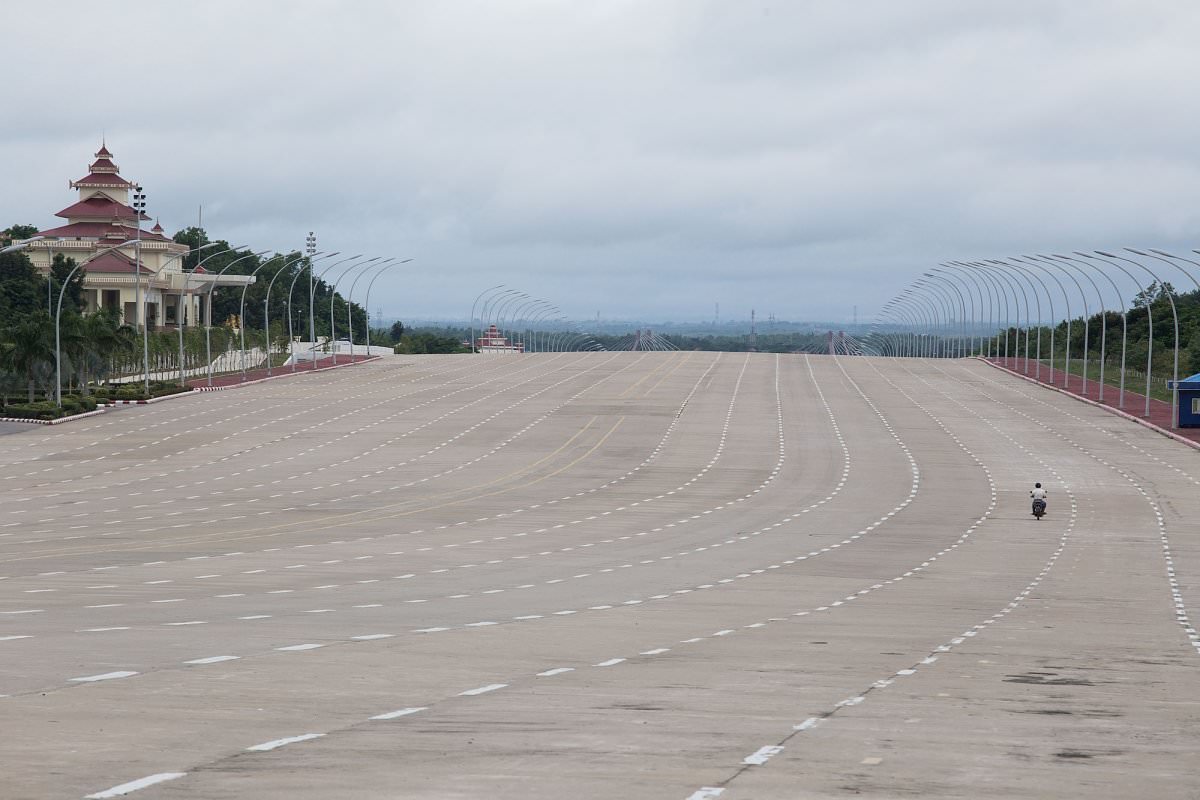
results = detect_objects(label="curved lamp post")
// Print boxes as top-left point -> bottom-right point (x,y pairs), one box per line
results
349,258 -> 411,360
470,285 -> 506,353
1096,251 -> 1181,425
329,257 -> 382,364
204,249 -> 272,386
264,251 -> 336,376
286,253 -> 363,371
237,255 -> 288,379
54,239 -> 140,407
363,258 -> 413,355
1047,254 -> 1115,401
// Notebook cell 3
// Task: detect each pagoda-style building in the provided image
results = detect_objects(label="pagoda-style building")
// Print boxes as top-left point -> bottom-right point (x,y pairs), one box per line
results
475,324 -> 525,353
15,144 -> 242,329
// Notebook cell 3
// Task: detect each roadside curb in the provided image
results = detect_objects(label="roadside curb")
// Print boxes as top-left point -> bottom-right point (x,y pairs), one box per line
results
0,407 -> 108,426
186,356 -> 379,392
980,357 -> 1200,452
104,392 -> 193,406
1,359 -> 381,426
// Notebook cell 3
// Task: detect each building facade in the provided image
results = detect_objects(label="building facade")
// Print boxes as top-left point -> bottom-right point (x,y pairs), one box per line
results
16,144 -> 244,329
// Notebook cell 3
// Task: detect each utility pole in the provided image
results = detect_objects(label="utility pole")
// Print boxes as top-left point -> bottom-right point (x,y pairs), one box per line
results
748,309 -> 757,352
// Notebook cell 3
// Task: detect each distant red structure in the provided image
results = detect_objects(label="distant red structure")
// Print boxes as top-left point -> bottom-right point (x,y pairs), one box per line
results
475,324 -> 524,353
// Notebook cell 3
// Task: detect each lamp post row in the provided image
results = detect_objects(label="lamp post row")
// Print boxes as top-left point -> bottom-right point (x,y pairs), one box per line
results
868,249 -> 1200,429
4,233 -> 412,405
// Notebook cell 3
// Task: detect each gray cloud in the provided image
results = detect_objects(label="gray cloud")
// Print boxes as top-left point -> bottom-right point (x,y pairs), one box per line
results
3,0 -> 1199,323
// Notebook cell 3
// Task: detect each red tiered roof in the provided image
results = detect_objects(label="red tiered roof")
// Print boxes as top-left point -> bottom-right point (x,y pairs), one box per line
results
36,221 -> 173,242
96,144 -> 113,158
54,195 -> 146,221
72,172 -> 132,187
83,250 -> 139,274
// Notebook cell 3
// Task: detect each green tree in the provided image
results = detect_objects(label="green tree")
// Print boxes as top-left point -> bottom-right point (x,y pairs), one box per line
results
1,223 -> 39,245
0,250 -> 45,318
390,321 -> 405,341
49,253 -> 85,313
0,311 -> 56,402
173,227 -> 211,269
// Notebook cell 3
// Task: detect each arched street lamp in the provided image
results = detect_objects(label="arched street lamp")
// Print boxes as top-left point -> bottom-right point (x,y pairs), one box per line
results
988,261 -> 1045,381
264,251 -> 336,376
54,239 -> 139,407
1095,251 -> 1181,425
330,257 -> 383,364
203,249 -> 272,386
470,285 -> 506,353
286,253 -> 363,372
1046,255 -> 1116,402
238,255 -> 287,379
363,258 -> 413,355
177,244 -> 248,388
349,258 -> 411,360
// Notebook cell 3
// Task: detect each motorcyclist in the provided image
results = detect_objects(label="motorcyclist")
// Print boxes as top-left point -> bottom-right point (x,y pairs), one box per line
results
1030,482 -> 1048,516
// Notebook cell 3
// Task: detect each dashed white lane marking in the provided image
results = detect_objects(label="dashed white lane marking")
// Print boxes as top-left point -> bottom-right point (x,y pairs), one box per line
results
7,357 -> 722,630
686,788 -> 725,799
275,643 -> 323,652
245,733 -> 325,752
370,707 -> 427,720
593,658 -> 626,667
742,745 -> 784,765
1,359 -> 483,518
69,671 -> 138,683
458,683 -> 507,696
935,361 -> 1198,657
31,355 -> 612,549
80,627 -> 130,633
537,667 -> 574,677
84,772 -> 187,798
0,635 -> 32,641
184,655 -> 239,665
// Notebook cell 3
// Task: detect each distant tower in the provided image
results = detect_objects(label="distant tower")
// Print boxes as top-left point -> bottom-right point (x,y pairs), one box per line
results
748,309 -> 757,352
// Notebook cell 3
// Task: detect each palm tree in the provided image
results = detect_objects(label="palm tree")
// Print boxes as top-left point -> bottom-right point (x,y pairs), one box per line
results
91,310 -> 132,388
1,312 -> 56,402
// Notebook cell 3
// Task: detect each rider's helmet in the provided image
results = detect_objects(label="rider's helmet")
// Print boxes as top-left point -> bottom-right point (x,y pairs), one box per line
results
1035,482 -> 1041,488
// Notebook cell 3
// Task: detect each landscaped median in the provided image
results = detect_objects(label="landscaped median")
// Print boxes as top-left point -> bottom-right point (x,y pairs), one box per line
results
0,382 -> 193,424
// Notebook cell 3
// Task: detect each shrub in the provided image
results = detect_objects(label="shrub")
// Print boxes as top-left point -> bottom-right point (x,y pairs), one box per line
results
1,401 -> 64,420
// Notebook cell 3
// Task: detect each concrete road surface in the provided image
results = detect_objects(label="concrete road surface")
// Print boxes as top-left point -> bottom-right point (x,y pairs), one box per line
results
0,353 -> 1196,799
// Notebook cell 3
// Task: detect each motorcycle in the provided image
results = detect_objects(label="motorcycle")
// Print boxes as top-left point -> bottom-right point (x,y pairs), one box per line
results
1031,498 -> 1046,520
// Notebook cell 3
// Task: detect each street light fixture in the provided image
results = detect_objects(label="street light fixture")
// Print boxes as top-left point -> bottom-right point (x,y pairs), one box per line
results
53,240 -> 139,407
363,259 -> 414,355
329,258 -> 382,364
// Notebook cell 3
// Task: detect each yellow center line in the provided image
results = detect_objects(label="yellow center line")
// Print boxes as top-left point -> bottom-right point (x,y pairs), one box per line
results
639,351 -> 695,398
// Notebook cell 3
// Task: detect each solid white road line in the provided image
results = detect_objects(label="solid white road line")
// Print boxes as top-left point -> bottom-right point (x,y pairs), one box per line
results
85,772 -> 187,798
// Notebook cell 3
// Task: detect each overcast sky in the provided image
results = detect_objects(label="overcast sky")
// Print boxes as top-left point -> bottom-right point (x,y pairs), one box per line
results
3,1 -> 1199,324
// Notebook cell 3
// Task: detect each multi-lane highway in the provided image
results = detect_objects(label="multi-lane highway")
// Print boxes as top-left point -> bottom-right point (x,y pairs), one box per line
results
0,352 -> 1196,799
